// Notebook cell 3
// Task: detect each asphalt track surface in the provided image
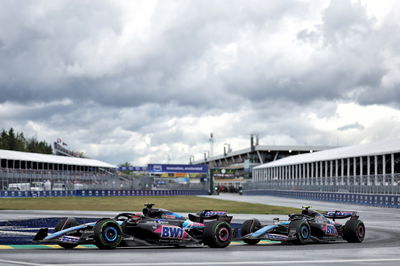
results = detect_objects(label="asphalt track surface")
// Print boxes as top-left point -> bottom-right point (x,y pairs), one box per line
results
1,194 -> 400,266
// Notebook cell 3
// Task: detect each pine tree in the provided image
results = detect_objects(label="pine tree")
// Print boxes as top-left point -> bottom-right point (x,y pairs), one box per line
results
0,128 -> 52,154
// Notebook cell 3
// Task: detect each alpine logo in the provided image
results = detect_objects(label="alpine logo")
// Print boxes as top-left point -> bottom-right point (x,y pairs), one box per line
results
60,235 -> 80,243
204,211 -> 226,217
161,226 -> 184,239
266,234 -> 288,241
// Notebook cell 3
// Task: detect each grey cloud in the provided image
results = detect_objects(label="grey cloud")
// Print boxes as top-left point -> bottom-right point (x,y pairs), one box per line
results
337,123 -> 365,131
0,0 -> 317,109
1,0 -> 400,165
321,0 -> 373,45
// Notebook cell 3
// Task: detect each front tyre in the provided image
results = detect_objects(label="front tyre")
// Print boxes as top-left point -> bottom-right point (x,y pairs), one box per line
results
203,221 -> 231,248
343,220 -> 365,243
241,219 -> 261,245
290,220 -> 310,245
55,217 -> 79,249
93,219 -> 123,249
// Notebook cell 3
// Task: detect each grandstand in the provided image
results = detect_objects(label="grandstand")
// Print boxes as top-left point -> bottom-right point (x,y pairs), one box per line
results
250,139 -> 400,195
192,135 -> 334,192
194,136 -> 333,183
0,148 -> 122,191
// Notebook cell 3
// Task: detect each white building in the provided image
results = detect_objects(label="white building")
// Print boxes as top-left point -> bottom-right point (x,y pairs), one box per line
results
0,149 -> 117,191
252,139 -> 400,194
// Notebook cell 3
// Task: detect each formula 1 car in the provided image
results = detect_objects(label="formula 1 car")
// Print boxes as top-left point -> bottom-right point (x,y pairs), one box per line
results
33,204 -> 232,249
241,206 -> 365,245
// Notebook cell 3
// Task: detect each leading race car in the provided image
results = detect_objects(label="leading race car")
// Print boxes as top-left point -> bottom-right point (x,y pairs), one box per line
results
33,204 -> 232,249
241,206 -> 365,245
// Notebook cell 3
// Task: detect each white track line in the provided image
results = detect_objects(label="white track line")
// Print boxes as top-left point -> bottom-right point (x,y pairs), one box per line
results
0,230 -> 36,236
42,258 -> 400,266
0,259 -> 42,266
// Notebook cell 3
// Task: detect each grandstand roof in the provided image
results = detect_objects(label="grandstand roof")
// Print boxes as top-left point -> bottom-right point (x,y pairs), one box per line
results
254,138 -> 400,169
197,145 -> 333,163
0,149 -> 116,168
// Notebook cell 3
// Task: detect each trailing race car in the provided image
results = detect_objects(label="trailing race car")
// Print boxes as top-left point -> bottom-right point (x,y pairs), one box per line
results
33,204 -> 232,249
241,206 -> 365,245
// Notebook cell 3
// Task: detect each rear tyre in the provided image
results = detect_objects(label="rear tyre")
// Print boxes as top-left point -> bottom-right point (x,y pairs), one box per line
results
290,220 -> 310,245
241,219 -> 261,245
54,217 -> 79,249
203,221 -> 231,248
343,220 -> 365,243
93,219 -> 123,249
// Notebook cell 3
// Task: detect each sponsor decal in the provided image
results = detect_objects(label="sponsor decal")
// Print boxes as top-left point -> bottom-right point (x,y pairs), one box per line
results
324,224 -> 338,236
60,235 -> 80,243
160,226 -> 186,239
314,216 -> 325,223
326,211 -> 352,217
182,221 -> 204,229
155,219 -> 169,224
265,234 -> 288,241
204,211 -> 227,217
161,214 -> 177,219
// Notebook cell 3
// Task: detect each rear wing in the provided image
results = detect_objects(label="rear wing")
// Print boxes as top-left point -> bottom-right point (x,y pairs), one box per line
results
189,210 -> 232,223
324,211 -> 359,220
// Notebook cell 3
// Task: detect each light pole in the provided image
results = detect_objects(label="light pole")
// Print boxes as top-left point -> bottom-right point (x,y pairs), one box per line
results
189,155 -> 195,165
224,143 -> 231,156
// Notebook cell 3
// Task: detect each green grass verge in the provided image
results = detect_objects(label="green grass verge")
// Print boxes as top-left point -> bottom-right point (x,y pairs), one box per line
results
0,196 -> 299,214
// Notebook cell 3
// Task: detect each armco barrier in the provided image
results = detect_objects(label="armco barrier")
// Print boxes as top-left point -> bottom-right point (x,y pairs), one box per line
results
0,189 -> 208,198
244,189 -> 400,208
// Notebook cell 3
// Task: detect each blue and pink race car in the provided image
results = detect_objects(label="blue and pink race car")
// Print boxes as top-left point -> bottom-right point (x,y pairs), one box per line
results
241,206 -> 365,245
33,204 -> 232,249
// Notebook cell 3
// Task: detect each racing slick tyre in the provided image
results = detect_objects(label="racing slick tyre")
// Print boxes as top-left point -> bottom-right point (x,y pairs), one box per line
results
54,217 -> 80,249
203,221 -> 232,248
241,219 -> 261,245
290,220 -> 310,245
343,220 -> 365,243
93,219 -> 123,249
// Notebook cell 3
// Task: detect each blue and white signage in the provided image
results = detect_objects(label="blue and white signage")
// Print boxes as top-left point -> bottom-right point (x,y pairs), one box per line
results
118,166 -> 147,172
147,164 -> 208,173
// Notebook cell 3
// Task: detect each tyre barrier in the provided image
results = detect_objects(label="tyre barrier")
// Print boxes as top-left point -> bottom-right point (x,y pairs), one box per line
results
244,189 -> 400,208
0,189 -> 208,198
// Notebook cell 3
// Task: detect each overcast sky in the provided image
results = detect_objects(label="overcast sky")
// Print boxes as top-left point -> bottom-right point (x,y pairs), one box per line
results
1,0 -> 400,166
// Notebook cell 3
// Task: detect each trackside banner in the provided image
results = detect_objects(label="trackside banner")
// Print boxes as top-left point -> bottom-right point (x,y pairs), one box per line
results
147,164 -> 208,173
0,189 -> 208,198
243,189 -> 400,208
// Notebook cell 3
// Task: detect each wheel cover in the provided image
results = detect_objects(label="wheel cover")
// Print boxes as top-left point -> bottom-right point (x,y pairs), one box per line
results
103,226 -> 118,242
300,225 -> 310,239
357,224 -> 365,238
217,227 -> 230,242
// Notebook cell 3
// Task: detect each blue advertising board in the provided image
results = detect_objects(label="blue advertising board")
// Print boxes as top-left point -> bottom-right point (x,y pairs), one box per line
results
0,189 -> 208,198
147,164 -> 208,173
118,166 -> 147,171
243,189 -> 400,208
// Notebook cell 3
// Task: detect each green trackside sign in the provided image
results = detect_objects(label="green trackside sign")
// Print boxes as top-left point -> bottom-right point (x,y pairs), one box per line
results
211,168 -> 237,178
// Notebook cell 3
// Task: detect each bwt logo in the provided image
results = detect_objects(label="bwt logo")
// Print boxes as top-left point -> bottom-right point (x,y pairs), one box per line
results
154,165 -> 162,172
161,226 -> 183,239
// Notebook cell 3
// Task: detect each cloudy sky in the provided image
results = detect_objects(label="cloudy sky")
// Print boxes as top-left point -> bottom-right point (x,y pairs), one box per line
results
1,0 -> 400,166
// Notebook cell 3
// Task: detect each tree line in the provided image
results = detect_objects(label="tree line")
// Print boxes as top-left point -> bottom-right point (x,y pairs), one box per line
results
0,128 -> 52,154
